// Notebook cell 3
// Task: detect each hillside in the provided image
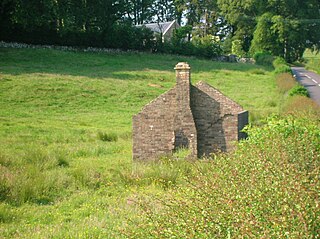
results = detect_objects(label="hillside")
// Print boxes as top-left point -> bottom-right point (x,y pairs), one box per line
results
1,48 -> 318,238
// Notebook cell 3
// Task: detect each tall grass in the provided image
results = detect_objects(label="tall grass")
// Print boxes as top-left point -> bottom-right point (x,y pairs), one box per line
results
276,73 -> 297,93
0,148 -> 72,205
283,95 -> 320,117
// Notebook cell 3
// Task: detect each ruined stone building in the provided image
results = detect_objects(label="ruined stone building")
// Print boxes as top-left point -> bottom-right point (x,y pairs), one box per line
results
133,62 -> 248,160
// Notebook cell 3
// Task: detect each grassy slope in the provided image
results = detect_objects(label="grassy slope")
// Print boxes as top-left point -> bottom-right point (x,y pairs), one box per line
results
0,48 -> 280,238
304,49 -> 320,74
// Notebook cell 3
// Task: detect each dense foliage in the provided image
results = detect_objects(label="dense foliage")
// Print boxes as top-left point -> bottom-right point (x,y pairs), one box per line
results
125,115 -> 320,238
218,0 -> 320,61
1,0 -> 319,59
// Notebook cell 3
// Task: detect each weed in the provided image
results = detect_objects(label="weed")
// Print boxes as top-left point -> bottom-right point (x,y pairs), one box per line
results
119,131 -> 132,140
172,148 -> 191,160
0,204 -> 15,223
97,131 -> 118,142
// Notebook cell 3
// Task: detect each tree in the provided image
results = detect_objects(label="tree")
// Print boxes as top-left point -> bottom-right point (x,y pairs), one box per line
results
184,0 -> 220,37
217,0 -> 257,51
123,0 -> 154,24
250,0 -> 320,62
151,0 -> 176,23
218,0 -> 320,62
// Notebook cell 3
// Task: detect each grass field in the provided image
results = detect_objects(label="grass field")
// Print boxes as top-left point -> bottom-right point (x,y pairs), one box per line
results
1,47 -> 317,238
304,49 -> 320,74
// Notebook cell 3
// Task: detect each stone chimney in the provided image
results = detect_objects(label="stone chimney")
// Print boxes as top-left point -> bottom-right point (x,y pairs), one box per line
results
174,62 -> 191,108
173,62 -> 197,156
174,62 -> 191,84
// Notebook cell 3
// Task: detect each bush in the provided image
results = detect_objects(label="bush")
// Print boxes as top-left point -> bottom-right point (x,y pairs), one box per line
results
253,52 -> 274,66
274,64 -> 292,74
1,23 -> 155,51
157,33 -> 222,59
272,57 -> 287,68
305,58 -> 320,75
124,115 -> 320,238
288,85 -> 309,97
105,24 -> 154,50
272,57 -> 292,75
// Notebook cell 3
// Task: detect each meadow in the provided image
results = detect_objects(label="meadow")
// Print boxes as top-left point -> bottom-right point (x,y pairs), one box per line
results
0,47 -> 318,238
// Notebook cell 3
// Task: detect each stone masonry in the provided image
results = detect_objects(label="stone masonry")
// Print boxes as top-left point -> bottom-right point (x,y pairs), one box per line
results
132,62 -> 248,160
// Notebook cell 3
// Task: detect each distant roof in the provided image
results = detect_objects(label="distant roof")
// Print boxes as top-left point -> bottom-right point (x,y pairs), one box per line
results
136,20 -> 178,35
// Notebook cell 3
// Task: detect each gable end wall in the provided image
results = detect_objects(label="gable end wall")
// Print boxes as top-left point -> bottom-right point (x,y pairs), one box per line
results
132,88 -> 177,160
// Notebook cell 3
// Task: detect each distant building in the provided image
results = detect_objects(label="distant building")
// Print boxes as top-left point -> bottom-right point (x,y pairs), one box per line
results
136,20 -> 180,42
132,62 -> 249,160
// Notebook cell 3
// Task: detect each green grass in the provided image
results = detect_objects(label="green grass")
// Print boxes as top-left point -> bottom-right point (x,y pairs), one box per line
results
304,49 -> 320,74
0,47 -> 284,238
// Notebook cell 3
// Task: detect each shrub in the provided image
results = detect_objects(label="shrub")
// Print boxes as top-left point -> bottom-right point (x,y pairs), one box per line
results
274,64 -> 292,75
124,115 -> 320,238
288,85 -> 309,97
2,23 -> 155,51
276,73 -> 297,93
253,52 -> 274,66
272,56 -> 292,75
272,57 -> 287,68
157,33 -> 222,59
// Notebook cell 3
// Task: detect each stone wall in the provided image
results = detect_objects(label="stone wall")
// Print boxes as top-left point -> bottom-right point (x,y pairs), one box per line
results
190,86 -> 224,156
132,88 -> 177,160
191,82 -> 244,156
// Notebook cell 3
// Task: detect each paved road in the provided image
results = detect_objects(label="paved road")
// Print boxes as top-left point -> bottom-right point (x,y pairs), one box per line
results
291,67 -> 320,105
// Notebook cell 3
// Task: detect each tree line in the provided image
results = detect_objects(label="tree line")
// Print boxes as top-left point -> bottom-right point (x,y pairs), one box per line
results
0,0 -> 319,61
